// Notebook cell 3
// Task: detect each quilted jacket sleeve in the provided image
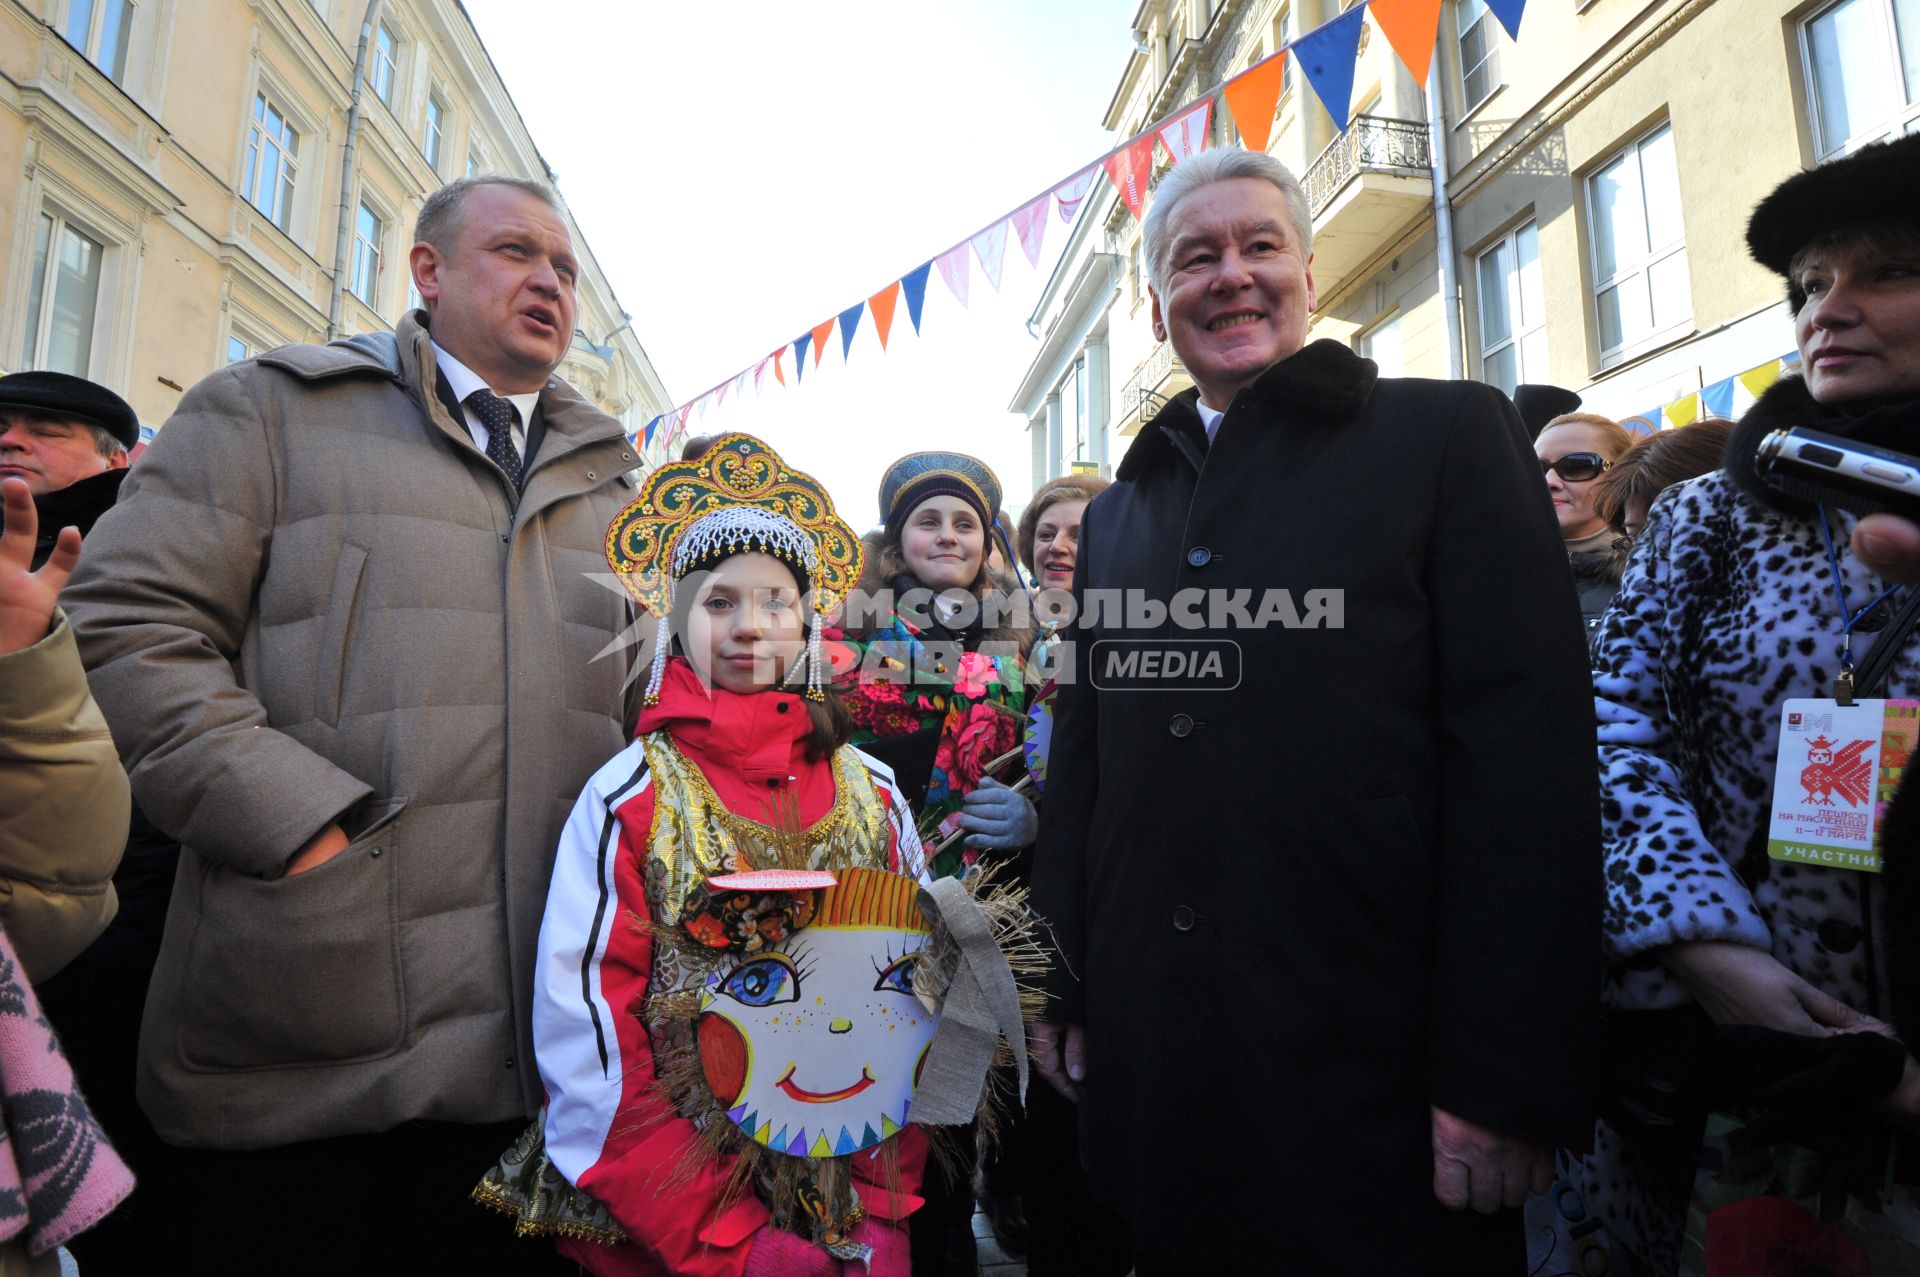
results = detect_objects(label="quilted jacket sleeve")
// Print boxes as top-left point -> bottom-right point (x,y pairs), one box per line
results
58,367 -> 370,877
0,613 -> 127,980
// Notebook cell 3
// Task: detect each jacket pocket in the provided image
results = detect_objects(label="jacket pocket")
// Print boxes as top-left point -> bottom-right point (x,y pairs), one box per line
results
314,544 -> 369,728
178,797 -> 407,1071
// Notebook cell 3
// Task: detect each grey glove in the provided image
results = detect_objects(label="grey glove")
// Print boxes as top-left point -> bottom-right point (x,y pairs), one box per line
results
958,776 -> 1037,851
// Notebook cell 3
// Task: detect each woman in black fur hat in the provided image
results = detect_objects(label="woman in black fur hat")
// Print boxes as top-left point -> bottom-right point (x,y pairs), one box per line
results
1580,131 -> 1920,1274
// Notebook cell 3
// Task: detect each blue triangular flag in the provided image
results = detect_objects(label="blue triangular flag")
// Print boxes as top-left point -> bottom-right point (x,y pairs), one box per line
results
838,301 -> 865,359
642,415 -> 661,446
1483,0 -> 1528,41
861,1122 -> 879,1149
835,1126 -> 857,1156
1701,377 -> 1736,422
792,332 -> 812,383
901,262 -> 932,334
1293,5 -> 1368,131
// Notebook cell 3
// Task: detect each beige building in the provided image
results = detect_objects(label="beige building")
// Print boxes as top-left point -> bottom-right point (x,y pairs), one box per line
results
1018,0 -> 1860,489
1,0 -> 670,449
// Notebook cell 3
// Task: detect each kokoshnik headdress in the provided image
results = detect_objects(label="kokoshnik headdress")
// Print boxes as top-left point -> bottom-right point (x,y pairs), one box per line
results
607,433 -> 862,705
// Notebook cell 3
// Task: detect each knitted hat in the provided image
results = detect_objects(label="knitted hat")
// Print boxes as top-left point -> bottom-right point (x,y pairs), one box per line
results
877,451 -> 1002,539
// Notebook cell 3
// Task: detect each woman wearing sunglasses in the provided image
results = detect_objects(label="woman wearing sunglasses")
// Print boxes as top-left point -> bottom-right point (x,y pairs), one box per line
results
1534,412 -> 1632,644
1579,133 -> 1920,1274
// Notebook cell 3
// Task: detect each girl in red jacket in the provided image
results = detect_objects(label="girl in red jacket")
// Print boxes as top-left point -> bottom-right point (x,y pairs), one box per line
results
477,435 -> 951,1276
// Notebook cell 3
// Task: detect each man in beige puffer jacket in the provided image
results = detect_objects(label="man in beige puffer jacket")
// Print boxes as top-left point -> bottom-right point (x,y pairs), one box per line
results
61,177 -> 641,1269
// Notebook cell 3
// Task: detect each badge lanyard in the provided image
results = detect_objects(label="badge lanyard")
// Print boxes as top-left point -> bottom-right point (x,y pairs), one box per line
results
1818,505 -> 1901,705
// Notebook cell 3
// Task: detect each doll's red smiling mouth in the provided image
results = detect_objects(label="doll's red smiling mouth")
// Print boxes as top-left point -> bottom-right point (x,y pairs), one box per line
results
775,1063 -> 876,1103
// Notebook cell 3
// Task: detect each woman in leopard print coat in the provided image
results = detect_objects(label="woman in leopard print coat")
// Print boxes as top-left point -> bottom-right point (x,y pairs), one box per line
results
1573,134 -> 1920,1274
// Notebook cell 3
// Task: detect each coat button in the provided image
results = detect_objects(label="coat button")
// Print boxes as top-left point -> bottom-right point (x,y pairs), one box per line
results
586,470 -> 597,480
766,777 -> 780,789
1817,919 -> 1861,953
1169,713 -> 1195,738
369,847 -> 382,858
1172,905 -> 1196,932
1186,546 -> 1212,568
504,1058 -> 515,1069
776,702 -> 789,713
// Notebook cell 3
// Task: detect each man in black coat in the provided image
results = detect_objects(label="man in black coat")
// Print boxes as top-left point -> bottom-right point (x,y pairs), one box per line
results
1029,148 -> 1600,1272
0,371 -> 134,569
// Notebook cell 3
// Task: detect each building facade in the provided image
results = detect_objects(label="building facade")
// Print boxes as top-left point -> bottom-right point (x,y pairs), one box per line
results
1,0 -> 670,447
1017,0 -> 1858,491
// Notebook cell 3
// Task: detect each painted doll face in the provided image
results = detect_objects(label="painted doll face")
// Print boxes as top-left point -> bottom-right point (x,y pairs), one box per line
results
698,923 -> 934,1157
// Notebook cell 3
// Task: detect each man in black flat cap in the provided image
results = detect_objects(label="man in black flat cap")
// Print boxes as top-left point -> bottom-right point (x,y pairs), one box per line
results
0,371 -> 138,568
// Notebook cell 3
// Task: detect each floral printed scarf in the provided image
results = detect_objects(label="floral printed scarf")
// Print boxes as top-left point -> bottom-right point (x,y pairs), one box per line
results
826,609 -> 1027,879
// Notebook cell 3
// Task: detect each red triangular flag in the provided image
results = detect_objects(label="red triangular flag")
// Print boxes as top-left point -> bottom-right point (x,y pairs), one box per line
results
1223,53 -> 1287,153
809,316 -> 835,367
1103,134 -> 1157,220
869,281 -> 902,351
1368,0 -> 1443,87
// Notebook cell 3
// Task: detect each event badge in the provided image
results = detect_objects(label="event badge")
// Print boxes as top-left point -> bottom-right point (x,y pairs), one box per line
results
1767,698 -> 1920,873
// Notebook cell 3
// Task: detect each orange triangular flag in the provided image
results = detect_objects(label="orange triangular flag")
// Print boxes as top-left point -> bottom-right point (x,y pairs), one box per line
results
810,316 -> 835,367
1368,0 -> 1443,86
773,348 -> 786,387
1223,53 -> 1287,153
868,281 -> 901,352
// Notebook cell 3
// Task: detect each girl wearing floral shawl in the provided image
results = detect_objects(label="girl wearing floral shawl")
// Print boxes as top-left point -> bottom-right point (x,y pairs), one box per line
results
825,455 -> 1036,884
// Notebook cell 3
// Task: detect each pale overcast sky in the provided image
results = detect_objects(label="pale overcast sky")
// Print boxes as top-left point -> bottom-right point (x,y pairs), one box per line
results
464,0 -> 1140,524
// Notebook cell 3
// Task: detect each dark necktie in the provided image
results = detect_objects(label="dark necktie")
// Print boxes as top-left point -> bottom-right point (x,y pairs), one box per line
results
467,389 -> 524,489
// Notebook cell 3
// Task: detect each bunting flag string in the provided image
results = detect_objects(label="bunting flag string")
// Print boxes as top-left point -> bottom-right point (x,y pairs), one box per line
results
1622,352 -> 1800,437
1222,52 -> 1287,154
1054,168 -> 1097,223
1010,194 -> 1050,267
838,301 -> 866,359
637,0 -> 1529,455
1369,0 -> 1444,87
809,316 -> 836,368
1104,133 -> 1158,220
901,262 -> 932,334
869,281 -> 901,351
1293,5 -> 1368,131
1157,98 -> 1214,164
972,221 -> 1009,294
935,244 -> 972,309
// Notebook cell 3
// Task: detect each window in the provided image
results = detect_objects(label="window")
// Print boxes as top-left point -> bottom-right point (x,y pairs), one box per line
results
407,276 -> 423,314
64,0 -> 134,84
350,202 -> 383,308
22,211 -> 104,378
1359,312 -> 1404,378
465,140 -> 490,178
242,92 -> 299,231
1803,0 -> 1920,161
1272,7 -> 1295,94
424,93 -> 446,170
1477,221 -> 1546,395
371,22 -> 398,105
1458,0 -> 1500,111
1587,124 -> 1691,363
226,335 -> 251,365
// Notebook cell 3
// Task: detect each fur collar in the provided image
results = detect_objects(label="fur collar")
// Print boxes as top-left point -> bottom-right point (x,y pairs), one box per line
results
1118,339 -> 1377,481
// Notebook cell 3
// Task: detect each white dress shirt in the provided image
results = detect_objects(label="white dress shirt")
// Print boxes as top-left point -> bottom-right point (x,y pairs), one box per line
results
1197,400 -> 1225,444
431,342 -> 537,462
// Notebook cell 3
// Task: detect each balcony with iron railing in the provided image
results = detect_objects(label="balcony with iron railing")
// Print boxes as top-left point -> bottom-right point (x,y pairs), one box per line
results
1301,115 -> 1434,300
1115,339 -> 1190,436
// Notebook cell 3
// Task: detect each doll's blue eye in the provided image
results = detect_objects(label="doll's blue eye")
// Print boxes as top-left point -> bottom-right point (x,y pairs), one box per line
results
872,953 -> 919,997
720,956 -> 798,1007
